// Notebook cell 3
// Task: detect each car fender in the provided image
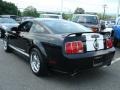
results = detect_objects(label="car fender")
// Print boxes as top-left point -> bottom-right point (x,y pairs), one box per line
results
29,40 -> 47,59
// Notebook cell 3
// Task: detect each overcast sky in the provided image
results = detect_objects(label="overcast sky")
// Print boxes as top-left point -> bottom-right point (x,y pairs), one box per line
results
3,0 -> 119,14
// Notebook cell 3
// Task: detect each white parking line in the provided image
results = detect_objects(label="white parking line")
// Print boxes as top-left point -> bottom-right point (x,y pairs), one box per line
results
112,57 -> 120,64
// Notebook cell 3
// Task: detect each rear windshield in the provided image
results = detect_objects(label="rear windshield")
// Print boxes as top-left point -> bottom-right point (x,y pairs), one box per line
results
0,18 -> 17,23
72,15 -> 98,25
41,20 -> 91,34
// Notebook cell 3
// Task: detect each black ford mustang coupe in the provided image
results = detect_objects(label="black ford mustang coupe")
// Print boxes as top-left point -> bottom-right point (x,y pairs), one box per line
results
3,18 -> 115,76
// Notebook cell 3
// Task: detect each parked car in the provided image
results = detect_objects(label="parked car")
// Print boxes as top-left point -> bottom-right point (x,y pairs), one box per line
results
40,14 -> 63,19
3,18 -> 115,76
0,15 -> 18,20
112,17 -> 120,46
21,16 -> 35,22
105,20 -> 115,28
0,18 -> 19,38
0,15 -> 22,24
72,14 -> 105,32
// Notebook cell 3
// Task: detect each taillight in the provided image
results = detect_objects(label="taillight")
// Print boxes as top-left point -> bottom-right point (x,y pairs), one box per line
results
106,39 -> 113,48
65,41 -> 84,54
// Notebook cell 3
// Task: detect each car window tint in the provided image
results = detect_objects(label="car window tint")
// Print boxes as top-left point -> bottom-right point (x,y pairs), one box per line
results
30,23 -> 49,34
0,18 -> 17,23
41,20 -> 91,34
78,16 -> 98,25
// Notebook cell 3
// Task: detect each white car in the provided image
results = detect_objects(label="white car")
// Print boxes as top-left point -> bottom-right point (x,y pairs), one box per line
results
40,14 -> 62,19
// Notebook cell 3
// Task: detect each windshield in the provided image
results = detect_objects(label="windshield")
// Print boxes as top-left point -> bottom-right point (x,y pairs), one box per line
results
0,18 -> 17,23
73,16 -> 98,25
41,20 -> 91,34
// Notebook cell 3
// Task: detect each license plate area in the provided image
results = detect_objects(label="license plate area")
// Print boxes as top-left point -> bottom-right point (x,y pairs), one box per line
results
93,57 -> 103,67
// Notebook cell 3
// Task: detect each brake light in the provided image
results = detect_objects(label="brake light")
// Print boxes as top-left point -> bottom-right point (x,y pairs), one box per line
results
106,39 -> 113,48
65,41 -> 84,54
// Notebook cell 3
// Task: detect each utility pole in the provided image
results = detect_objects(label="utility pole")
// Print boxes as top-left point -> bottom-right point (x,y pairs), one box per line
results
117,0 -> 120,18
103,4 -> 107,20
61,0 -> 63,15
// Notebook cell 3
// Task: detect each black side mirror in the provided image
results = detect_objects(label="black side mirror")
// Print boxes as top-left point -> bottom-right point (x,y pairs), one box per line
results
11,27 -> 18,32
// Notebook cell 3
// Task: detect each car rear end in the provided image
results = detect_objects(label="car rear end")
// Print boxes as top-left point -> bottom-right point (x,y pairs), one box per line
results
58,32 -> 115,73
40,19 -> 115,74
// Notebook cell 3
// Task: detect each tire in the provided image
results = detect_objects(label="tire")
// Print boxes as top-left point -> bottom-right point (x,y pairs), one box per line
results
3,36 -> 11,52
30,48 -> 47,76
0,29 -> 2,38
0,29 -> 4,38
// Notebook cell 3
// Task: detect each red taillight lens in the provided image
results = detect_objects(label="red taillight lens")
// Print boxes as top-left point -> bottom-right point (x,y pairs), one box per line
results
65,41 -> 84,54
106,39 -> 113,48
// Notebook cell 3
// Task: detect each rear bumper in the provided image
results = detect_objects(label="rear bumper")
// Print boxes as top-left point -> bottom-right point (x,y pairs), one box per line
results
52,47 -> 115,73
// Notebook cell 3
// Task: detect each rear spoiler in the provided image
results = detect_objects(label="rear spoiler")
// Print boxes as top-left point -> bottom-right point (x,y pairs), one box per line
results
66,32 -> 111,38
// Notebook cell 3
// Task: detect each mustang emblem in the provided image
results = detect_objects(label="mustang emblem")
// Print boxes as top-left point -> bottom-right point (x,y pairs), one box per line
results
93,38 -> 99,50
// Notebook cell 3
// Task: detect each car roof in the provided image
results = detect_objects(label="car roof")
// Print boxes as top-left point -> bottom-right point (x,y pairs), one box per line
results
73,14 -> 98,17
40,14 -> 62,16
22,18 -> 64,23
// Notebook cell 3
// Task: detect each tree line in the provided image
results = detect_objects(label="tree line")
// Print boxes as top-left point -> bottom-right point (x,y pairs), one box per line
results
0,0 -> 115,20
0,0 -> 20,15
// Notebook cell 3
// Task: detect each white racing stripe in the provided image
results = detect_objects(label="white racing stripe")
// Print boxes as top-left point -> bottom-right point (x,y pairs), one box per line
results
111,57 -> 120,64
83,33 -> 104,51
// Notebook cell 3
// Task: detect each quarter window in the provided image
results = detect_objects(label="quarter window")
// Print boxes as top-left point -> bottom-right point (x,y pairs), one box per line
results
30,23 -> 49,34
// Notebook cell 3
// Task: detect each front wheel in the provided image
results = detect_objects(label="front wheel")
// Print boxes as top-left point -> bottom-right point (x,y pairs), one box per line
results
3,36 -> 11,52
30,48 -> 47,76
0,29 -> 5,38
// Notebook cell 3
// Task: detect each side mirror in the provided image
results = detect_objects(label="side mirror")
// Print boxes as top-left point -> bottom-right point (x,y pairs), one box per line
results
11,27 -> 18,32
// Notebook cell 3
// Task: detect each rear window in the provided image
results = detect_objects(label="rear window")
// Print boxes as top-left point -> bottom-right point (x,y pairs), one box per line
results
41,20 -> 91,34
0,18 -> 17,23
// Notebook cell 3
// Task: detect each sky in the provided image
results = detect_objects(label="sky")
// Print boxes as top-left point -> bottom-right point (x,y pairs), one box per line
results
3,0 -> 119,14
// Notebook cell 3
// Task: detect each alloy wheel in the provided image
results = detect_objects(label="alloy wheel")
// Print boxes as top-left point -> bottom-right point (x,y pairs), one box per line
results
30,52 -> 40,73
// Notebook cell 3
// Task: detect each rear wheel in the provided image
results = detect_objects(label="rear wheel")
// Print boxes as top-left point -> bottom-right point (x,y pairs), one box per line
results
30,48 -> 47,76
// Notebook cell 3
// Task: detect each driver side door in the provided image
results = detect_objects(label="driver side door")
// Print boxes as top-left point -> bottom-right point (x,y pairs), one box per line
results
11,21 -> 33,55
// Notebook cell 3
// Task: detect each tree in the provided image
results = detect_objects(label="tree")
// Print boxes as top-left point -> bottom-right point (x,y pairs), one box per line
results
23,6 -> 39,17
62,13 -> 72,20
74,7 -> 85,14
0,0 -> 3,14
97,13 -> 115,20
0,0 -> 20,15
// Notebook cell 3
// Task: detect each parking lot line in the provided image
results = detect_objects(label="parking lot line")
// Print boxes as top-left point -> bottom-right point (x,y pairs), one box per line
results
112,57 -> 120,64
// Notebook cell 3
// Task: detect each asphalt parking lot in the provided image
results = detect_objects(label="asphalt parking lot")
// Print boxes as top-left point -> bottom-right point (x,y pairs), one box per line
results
0,39 -> 120,90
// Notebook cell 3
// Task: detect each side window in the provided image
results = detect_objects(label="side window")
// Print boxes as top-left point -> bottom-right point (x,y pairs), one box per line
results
18,21 -> 33,32
30,23 -> 49,34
